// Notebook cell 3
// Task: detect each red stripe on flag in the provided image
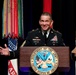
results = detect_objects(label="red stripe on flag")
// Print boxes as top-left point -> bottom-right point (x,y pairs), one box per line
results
14,0 -> 18,37
8,60 -> 17,75
43,0 -> 52,14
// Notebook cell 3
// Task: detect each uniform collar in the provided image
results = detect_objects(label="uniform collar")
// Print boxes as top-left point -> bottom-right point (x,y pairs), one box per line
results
42,29 -> 51,38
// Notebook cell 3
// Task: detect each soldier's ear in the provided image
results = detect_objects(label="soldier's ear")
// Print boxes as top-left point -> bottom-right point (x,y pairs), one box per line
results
50,20 -> 54,28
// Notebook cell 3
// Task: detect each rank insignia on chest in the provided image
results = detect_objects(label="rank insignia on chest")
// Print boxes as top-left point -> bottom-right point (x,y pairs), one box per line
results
51,35 -> 58,42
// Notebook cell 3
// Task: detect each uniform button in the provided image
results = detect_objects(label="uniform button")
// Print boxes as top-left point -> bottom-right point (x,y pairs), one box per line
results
51,31 -> 53,33
44,44 -> 46,46
53,43 -> 55,45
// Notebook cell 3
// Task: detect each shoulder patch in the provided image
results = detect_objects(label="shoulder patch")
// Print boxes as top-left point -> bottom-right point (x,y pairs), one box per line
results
56,31 -> 62,35
29,28 -> 39,33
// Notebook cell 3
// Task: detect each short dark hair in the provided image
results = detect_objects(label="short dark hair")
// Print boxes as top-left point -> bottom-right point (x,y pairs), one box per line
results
40,12 -> 52,20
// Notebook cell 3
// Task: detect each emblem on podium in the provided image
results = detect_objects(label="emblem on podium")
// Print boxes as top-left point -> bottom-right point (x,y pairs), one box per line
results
30,46 -> 59,75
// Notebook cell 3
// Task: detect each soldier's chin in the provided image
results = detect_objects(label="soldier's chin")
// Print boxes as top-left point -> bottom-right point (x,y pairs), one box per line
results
42,28 -> 49,31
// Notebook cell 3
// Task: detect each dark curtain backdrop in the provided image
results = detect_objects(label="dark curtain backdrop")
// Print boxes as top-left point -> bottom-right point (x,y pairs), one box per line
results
0,0 -> 75,75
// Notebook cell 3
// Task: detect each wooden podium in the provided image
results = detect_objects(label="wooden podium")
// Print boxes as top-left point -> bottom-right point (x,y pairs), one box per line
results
19,46 -> 70,72
71,47 -> 76,75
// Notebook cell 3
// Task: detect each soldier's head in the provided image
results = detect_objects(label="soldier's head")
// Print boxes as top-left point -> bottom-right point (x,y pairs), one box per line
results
39,12 -> 53,31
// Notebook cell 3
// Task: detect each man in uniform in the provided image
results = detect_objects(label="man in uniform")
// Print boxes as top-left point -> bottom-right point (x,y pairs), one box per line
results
24,12 -> 65,75
25,12 -> 65,46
